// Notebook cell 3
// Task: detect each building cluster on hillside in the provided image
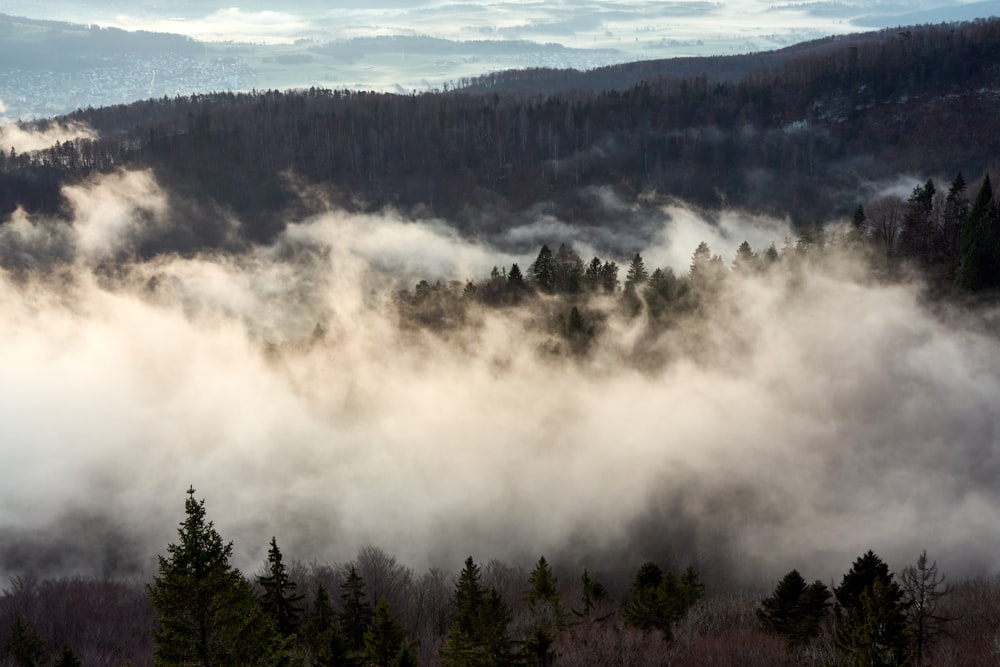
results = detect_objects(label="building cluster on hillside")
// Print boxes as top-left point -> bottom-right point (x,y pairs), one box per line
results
0,54 -> 256,120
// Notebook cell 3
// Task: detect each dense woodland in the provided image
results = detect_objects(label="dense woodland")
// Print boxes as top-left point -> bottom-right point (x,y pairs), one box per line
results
2,15 -> 1000,667
1,488 -> 996,667
2,18 -> 1000,250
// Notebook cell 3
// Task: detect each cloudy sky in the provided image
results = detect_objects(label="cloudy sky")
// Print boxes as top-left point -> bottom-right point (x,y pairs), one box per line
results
3,0 -> 999,54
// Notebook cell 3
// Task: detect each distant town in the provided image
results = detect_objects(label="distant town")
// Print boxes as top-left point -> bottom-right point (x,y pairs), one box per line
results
0,53 -> 255,120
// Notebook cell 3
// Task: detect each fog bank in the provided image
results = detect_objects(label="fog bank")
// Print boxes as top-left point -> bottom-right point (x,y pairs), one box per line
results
0,170 -> 998,586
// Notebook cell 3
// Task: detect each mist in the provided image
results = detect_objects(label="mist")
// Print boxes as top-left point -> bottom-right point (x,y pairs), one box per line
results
0,169 -> 998,588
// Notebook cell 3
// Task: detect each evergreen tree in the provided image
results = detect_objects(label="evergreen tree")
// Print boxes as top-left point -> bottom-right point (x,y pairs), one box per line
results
3,617 -> 46,667
576,569 -> 609,618
553,243 -> 584,294
732,240 -> 758,274
957,174 -> 1000,290
148,487 -> 283,667
600,261 -> 619,293
583,257 -> 604,292
340,566 -> 374,658
624,253 -> 649,292
530,245 -> 556,293
52,646 -> 81,667
441,557 -> 513,667
524,556 -> 563,666
834,551 -> 910,667
363,599 -> 415,667
757,569 -> 831,648
622,561 -> 701,640
302,584 -> 349,666
258,536 -> 305,637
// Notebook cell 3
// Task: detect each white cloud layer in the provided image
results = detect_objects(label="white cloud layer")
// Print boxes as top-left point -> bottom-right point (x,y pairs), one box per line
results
0,170 -> 998,587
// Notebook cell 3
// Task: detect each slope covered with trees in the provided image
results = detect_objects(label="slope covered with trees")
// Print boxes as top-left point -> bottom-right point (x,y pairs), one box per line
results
0,488 -> 990,666
2,18 -> 999,252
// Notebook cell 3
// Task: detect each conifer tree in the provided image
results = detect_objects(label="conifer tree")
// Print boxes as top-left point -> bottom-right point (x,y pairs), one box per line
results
834,551 -> 910,667
302,584 -> 348,666
575,569 -> 609,618
148,487 -> 282,667
258,536 -> 305,637
757,569 -> 830,648
340,566 -> 374,658
363,599 -> 416,667
441,557 -> 513,667
530,245 -> 556,292
3,616 -> 46,667
957,174 -> 1000,290
52,645 -> 81,667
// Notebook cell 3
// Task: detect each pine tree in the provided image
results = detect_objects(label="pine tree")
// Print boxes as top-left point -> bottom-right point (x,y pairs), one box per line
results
302,584 -> 348,666
3,616 -> 46,667
441,557 -> 513,667
530,245 -> 556,292
957,174 -> 1000,290
340,566 -> 374,658
52,646 -> 81,667
834,551 -> 910,667
258,536 -> 305,637
757,569 -> 830,648
624,253 -> 649,292
623,562 -> 702,640
576,569 -> 609,618
148,487 -> 282,667
363,599 -> 414,667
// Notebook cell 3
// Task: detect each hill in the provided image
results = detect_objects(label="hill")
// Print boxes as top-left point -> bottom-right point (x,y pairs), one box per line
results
2,18 -> 999,253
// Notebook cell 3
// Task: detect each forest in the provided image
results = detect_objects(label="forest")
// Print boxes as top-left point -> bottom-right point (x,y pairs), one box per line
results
1,18 -> 1000,248
0,487 -> 994,666
0,13 -> 999,667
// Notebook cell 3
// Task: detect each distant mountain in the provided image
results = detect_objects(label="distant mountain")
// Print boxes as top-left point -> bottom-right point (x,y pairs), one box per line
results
2,18 -> 999,255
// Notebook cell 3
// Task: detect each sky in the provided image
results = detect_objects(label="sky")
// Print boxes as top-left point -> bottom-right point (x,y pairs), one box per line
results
3,0 -> 999,52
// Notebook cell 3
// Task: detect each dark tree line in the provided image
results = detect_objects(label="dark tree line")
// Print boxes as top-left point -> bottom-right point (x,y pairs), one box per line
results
2,18 -> 1000,249
0,488 -> 974,666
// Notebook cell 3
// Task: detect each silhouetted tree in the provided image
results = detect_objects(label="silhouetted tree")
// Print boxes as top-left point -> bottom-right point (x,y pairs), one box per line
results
258,536 -> 305,637
364,599 -> 416,667
901,550 -> 951,665
3,617 -> 46,667
148,487 -> 282,667
757,569 -> 831,648
834,550 -> 909,667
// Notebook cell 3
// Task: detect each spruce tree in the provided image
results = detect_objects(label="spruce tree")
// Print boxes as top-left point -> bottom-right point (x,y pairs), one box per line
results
258,536 -> 305,637
757,569 -> 830,648
363,599 -> 414,667
302,584 -> 348,666
441,557 -> 513,667
148,487 -> 282,667
3,616 -> 46,667
957,174 -> 999,290
340,566 -> 374,659
530,245 -> 556,292
52,646 -> 81,667
834,551 -> 910,667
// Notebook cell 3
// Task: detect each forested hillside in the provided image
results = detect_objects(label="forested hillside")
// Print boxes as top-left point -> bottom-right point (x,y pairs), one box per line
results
1,15 -> 1000,667
1,488 -> 995,666
2,18 -> 999,251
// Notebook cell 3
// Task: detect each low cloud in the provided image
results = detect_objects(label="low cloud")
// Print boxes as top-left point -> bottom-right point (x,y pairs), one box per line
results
0,120 -> 97,155
0,169 -> 997,588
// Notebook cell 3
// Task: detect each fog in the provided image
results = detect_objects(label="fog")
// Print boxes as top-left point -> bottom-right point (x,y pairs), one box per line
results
0,107 -> 97,154
0,169 -> 998,587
